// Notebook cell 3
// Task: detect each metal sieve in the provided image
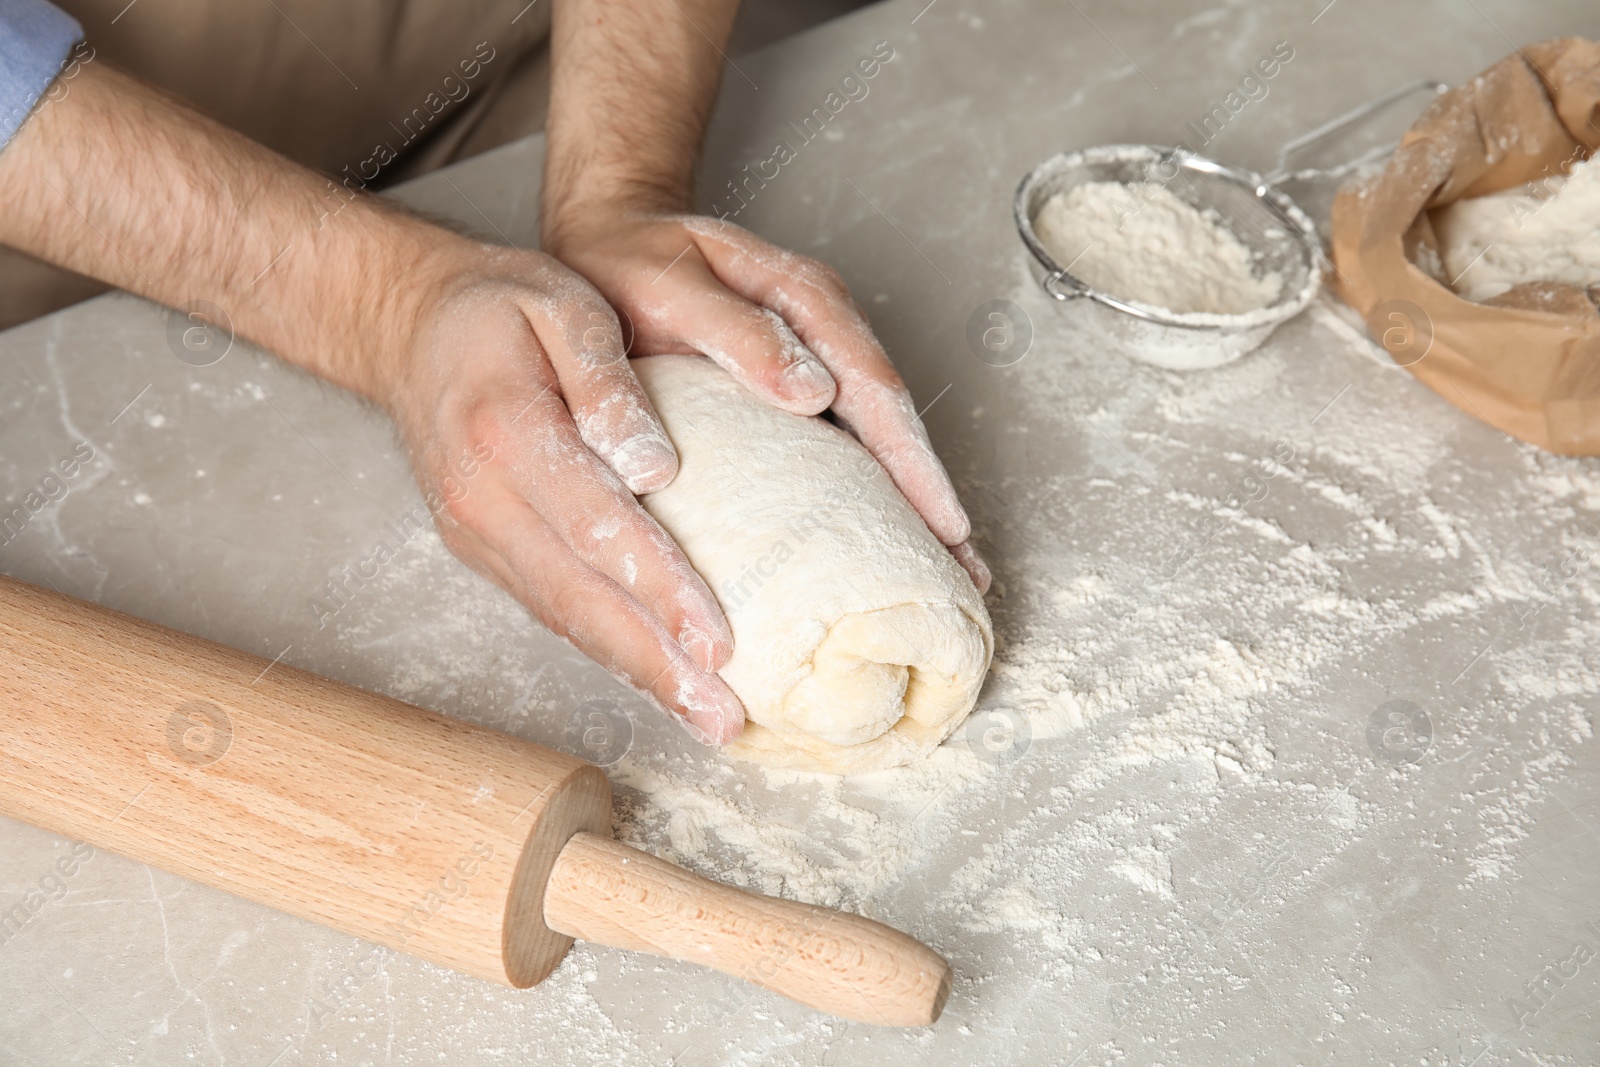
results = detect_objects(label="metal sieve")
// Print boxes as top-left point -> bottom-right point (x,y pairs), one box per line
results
1014,80 -> 1445,370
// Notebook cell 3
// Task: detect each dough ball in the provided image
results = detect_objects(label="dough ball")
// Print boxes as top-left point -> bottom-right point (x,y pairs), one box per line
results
632,355 -> 993,775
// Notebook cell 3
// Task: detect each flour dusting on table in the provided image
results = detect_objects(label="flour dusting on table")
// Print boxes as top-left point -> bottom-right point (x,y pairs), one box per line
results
54,291 -> 1589,1064
266,282 -> 1600,1061
573,290 -> 1597,1056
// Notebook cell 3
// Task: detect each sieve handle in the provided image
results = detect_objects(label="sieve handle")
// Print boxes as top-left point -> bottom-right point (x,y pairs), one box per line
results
1042,269 -> 1088,301
1264,78 -> 1446,186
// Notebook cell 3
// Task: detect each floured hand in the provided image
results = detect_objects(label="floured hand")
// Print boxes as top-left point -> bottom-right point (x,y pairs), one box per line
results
381,240 -> 743,743
541,209 -> 990,594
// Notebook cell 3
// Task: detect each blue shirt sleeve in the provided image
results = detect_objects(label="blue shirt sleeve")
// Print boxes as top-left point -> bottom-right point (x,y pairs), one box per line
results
0,0 -> 83,150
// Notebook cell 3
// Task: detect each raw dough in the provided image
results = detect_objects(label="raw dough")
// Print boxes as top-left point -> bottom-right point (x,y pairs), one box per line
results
632,355 -> 993,775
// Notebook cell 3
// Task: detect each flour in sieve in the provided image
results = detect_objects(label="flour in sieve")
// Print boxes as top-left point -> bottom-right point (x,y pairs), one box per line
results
1033,180 -> 1284,315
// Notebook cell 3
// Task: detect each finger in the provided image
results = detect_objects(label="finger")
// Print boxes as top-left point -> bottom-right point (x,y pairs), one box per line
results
515,277 -> 679,495
445,489 -> 745,744
650,254 -> 838,415
685,219 -> 971,545
948,540 -> 991,595
828,377 -> 970,545
495,384 -> 733,672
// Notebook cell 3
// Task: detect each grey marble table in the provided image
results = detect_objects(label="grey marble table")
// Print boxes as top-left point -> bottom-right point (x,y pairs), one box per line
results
4,0 -> 1600,1064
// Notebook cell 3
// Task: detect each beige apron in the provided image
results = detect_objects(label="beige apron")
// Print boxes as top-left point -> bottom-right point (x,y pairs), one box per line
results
0,0 -> 554,329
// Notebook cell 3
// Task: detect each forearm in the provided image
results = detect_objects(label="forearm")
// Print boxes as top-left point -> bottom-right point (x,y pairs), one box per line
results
0,49 -> 750,738
0,62 -> 452,402
541,0 -> 739,246
532,4 -> 978,566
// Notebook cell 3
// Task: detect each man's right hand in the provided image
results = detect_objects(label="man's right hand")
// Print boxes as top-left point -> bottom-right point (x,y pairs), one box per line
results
0,61 -> 744,743
383,242 -> 742,742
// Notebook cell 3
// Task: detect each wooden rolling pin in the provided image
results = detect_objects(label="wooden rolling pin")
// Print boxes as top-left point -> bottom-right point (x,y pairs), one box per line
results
0,576 -> 949,1027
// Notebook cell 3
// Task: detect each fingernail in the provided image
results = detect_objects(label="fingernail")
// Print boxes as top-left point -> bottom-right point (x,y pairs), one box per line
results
610,433 -> 677,494
673,673 -> 745,745
949,540 -> 990,594
688,703 -> 743,745
779,357 -> 836,406
946,506 -> 973,547
678,718 -> 715,745
929,488 -> 971,546
965,545 -> 992,594
680,625 -> 717,672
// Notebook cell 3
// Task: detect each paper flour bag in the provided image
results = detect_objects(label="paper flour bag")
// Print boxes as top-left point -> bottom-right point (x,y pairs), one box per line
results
1330,38 -> 1600,454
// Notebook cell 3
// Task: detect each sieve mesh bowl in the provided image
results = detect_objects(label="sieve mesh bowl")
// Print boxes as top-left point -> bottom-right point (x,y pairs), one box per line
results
1014,144 -> 1323,369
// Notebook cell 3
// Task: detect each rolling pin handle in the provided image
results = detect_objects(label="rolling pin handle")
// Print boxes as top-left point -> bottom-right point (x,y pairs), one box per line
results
542,832 -> 951,1027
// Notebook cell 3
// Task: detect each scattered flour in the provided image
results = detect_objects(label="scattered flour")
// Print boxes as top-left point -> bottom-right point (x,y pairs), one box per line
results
570,284 -> 1598,1056
262,279 -> 1596,1062
1033,180 -> 1284,315
1433,154 -> 1600,302
14,276 -> 1594,1064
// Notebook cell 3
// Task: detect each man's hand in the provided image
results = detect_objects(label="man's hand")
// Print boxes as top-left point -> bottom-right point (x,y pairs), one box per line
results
542,208 -> 991,592
0,61 -> 744,742
541,0 -> 989,592
385,243 -> 742,741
